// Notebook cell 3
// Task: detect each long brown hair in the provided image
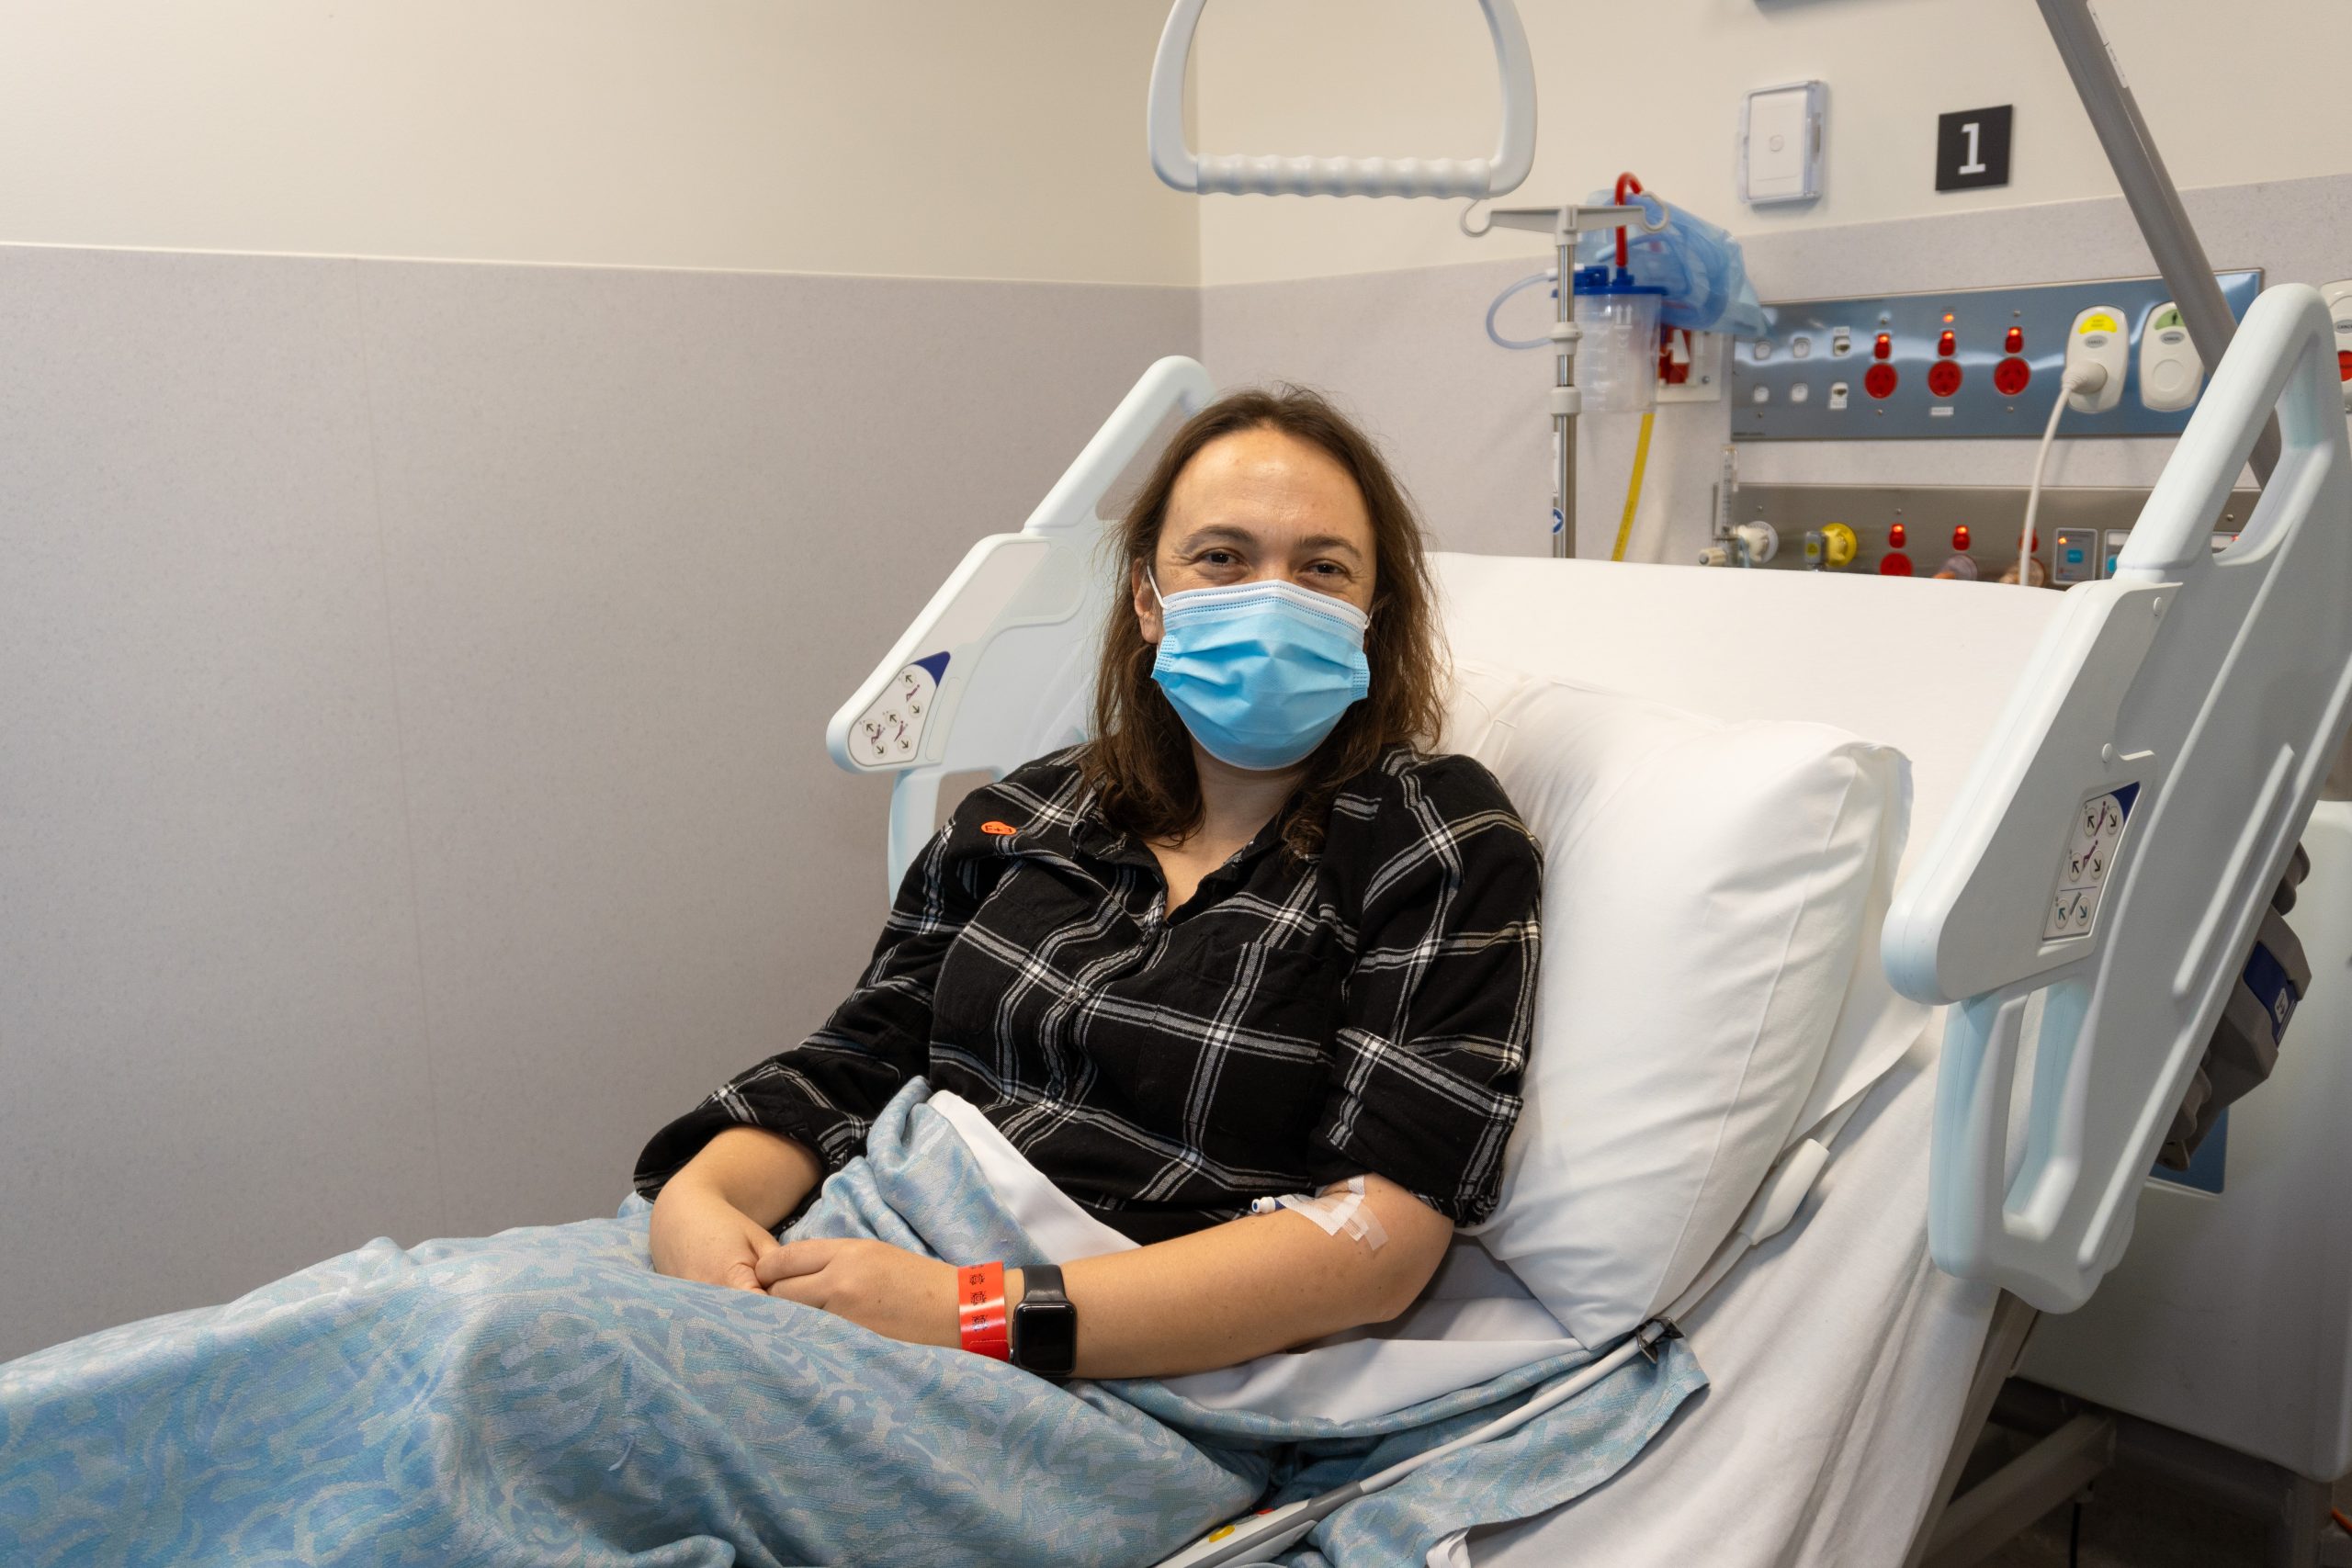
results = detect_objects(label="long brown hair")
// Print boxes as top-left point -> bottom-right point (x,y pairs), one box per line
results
1081,386 -> 1448,861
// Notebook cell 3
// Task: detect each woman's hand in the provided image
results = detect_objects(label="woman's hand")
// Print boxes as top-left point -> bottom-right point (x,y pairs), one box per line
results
649,1180 -> 787,1292
758,1237 -> 961,1348
647,1125 -> 826,1291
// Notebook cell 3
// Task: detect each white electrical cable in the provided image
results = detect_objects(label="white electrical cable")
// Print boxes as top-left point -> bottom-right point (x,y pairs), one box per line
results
1357,1330 -> 1655,1496
2020,364 -> 2109,588
1164,1335 -> 1655,1568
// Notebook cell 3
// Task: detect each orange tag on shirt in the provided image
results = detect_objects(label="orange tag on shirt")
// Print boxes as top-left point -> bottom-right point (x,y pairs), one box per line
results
980,820 -> 1017,837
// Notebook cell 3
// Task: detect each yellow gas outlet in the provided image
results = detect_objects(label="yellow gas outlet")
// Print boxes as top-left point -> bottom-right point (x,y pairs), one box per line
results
1821,523 -> 1859,569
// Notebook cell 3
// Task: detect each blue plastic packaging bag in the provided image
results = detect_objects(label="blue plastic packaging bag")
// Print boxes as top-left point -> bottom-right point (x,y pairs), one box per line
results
1576,191 -> 1767,339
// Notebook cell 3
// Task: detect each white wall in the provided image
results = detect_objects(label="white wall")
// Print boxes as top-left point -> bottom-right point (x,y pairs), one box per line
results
0,0 -> 1197,285
1192,0 -> 2352,285
10,0 -> 2342,288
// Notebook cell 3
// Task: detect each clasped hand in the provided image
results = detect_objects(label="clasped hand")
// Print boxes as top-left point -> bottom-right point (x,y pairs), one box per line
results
757,1235 -> 961,1348
649,1183 -> 959,1348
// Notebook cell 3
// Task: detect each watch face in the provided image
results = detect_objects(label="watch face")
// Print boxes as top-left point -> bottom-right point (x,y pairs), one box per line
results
1016,1302 -> 1078,1374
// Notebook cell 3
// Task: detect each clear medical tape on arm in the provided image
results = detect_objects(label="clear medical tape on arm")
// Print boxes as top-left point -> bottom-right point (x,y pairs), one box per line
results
1248,1176 -> 1389,1250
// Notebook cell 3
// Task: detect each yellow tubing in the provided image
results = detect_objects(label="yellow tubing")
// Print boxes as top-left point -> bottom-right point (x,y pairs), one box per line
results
1611,411 -> 1656,563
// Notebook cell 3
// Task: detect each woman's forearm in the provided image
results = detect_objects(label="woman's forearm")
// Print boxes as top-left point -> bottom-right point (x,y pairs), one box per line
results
668,1125 -> 826,1228
1018,1174 -> 1453,1381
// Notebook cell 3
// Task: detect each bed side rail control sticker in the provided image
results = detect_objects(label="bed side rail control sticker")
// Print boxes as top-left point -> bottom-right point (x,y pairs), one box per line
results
2045,781 -> 2141,942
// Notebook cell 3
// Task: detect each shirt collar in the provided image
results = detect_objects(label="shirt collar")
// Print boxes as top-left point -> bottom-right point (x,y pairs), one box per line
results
1064,782 -> 1312,884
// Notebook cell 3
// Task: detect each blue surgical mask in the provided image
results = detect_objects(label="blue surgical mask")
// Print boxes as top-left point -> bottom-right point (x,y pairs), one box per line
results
1148,572 -> 1372,771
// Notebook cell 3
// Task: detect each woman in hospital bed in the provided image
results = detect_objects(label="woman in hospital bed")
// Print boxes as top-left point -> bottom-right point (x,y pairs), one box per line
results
0,389 -> 1549,1564
636,386 -> 1542,1380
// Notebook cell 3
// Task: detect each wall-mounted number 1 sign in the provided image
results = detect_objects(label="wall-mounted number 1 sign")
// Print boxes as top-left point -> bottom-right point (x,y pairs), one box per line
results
1937,105 -> 2014,192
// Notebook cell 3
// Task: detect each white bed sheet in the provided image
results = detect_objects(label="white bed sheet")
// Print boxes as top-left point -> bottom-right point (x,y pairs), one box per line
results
1416,554 -> 2051,1566
1468,1021 -> 1997,1568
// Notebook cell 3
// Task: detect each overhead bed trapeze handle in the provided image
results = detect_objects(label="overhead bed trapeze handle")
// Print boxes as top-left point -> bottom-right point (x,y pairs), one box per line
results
1885,285 -> 2352,1313
828,357 -> 1218,897
1147,0 -> 1537,199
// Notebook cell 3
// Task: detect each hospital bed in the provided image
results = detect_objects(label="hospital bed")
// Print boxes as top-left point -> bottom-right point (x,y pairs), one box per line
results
824,274 -> 2352,1563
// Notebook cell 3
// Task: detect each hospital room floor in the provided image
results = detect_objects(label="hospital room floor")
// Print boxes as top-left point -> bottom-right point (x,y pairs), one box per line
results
1974,1444 -> 2352,1566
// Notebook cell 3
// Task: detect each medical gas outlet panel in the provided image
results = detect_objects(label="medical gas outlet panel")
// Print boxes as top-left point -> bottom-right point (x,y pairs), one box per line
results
1724,482 -> 2259,583
1730,272 -> 2260,441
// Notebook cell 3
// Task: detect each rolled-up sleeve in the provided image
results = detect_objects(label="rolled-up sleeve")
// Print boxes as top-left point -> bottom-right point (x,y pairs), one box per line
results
633,814 -> 993,1199
1308,754 -> 1542,1224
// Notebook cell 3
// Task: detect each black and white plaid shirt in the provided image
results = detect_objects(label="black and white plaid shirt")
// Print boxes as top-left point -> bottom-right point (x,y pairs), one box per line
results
637,745 -> 1542,1242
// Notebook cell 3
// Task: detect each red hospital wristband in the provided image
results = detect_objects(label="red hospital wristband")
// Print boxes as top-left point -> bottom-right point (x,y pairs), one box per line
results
957,1261 -> 1011,1360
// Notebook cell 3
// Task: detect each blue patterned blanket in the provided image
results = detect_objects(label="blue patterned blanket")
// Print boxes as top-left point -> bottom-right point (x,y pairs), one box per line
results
0,1085 -> 1702,1566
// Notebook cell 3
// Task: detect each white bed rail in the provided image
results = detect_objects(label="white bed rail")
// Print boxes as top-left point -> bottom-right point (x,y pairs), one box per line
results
826,357 -> 1216,895
1885,285 -> 2352,1312
1147,0 -> 1537,199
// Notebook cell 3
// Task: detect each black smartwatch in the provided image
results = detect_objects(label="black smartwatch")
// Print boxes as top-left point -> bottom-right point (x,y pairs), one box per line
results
1011,1263 -> 1078,1381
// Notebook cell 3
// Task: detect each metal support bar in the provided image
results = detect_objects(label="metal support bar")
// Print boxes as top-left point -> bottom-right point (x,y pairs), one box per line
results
1996,1382 -> 2336,1568
2035,0 -> 2279,481
1554,222 -> 1577,558
1904,1292 -> 2041,1568
1921,1413 -> 2116,1568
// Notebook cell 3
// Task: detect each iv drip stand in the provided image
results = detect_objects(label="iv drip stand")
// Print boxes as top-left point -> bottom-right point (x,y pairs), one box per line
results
1485,201 -> 1659,556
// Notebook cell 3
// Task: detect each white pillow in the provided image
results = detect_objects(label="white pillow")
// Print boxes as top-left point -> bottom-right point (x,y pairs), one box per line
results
1441,659 -> 1924,1347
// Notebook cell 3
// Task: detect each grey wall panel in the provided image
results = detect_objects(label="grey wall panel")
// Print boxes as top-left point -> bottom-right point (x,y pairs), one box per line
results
0,245 -> 1194,1360
1199,256 -> 1563,559
357,264 -> 1198,1239
0,248 -> 441,1361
